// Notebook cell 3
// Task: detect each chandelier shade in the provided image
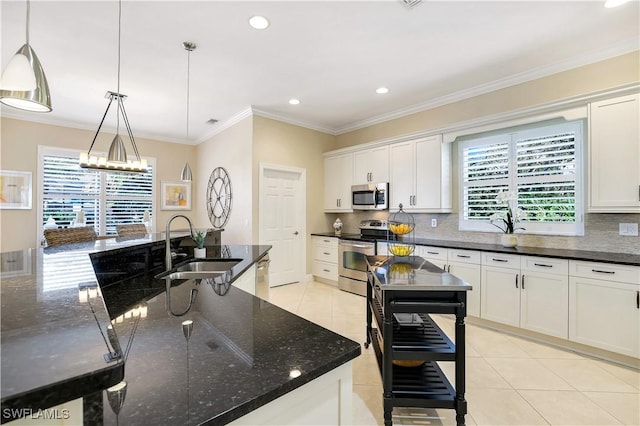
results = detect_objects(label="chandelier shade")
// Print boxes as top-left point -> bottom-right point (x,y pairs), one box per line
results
0,0 -> 52,112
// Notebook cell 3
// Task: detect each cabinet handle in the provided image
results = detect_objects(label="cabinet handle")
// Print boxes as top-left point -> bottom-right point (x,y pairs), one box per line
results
492,258 -> 508,262
592,269 -> 615,275
447,265 -> 451,272
456,254 -> 471,258
323,252 -> 331,255
427,251 -> 440,255
515,274 -> 519,288
534,263 -> 552,268
522,274 -> 525,290
637,291 -> 639,309
323,269 -> 331,273
323,239 -> 331,243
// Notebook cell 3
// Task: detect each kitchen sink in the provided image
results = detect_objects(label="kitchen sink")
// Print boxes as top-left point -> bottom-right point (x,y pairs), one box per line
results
156,259 -> 242,280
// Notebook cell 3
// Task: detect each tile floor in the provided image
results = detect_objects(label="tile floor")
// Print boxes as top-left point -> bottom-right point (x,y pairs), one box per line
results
267,280 -> 640,426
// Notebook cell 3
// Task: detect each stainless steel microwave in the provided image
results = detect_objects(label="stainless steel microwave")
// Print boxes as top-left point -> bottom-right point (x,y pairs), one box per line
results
351,183 -> 389,210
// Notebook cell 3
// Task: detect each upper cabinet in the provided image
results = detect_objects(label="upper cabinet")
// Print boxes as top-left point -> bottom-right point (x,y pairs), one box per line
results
324,153 -> 353,212
389,135 -> 452,212
588,93 -> 640,213
353,145 -> 389,184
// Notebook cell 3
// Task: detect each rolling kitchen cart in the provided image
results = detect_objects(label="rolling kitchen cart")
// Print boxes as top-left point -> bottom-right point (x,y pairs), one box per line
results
364,255 -> 470,426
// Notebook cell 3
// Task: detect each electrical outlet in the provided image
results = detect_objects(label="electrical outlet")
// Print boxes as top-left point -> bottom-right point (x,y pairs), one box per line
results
619,223 -> 639,236
431,218 -> 437,228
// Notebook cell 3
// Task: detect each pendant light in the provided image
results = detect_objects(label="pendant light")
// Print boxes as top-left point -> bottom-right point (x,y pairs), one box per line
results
79,0 -> 147,173
180,42 -> 196,182
0,0 -> 52,112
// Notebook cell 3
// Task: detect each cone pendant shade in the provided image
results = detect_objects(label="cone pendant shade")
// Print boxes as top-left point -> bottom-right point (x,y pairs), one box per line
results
0,44 -> 52,112
108,135 -> 128,164
181,162 -> 193,182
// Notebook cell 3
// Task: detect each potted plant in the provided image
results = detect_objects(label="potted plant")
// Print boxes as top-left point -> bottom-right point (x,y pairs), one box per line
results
193,231 -> 206,258
489,191 -> 526,247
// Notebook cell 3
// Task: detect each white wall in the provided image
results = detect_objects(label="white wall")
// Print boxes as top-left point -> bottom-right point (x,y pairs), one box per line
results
194,116 -> 253,244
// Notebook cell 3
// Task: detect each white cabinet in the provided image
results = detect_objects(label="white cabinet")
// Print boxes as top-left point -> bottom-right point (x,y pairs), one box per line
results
588,93 -> 640,212
519,257 -> 569,339
481,253 -> 522,327
569,261 -> 640,357
481,253 -> 569,338
353,145 -> 389,184
447,249 -> 482,318
389,135 -> 451,213
324,153 -> 353,212
312,236 -> 339,282
411,246 -> 481,317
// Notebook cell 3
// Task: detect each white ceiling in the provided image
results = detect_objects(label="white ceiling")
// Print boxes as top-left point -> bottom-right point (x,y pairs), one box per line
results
1,0 -> 638,145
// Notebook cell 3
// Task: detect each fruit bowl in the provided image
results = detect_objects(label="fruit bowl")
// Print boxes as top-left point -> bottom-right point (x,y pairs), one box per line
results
388,222 -> 414,235
388,243 -> 414,257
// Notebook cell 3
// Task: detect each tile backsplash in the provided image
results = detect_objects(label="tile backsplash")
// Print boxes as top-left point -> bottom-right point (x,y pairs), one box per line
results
329,211 -> 640,255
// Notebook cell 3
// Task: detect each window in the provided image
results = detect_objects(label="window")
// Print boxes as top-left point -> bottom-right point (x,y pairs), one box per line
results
38,147 -> 155,242
459,120 -> 584,236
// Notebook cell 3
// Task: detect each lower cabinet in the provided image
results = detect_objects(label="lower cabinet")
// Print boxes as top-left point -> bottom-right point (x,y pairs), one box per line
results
481,254 -> 569,339
569,261 -> 640,358
448,260 -> 481,318
311,236 -> 339,282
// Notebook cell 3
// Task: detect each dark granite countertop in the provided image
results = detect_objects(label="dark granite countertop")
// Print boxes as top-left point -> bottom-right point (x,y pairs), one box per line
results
311,232 -> 640,266
1,235 -> 361,425
366,255 -> 472,291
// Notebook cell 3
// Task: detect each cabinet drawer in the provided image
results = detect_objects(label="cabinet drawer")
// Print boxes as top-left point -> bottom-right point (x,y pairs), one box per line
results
313,244 -> 338,264
312,260 -> 338,281
569,260 -> 640,285
313,236 -> 338,249
447,249 -> 481,265
521,256 -> 568,275
482,252 -> 521,269
415,245 -> 447,262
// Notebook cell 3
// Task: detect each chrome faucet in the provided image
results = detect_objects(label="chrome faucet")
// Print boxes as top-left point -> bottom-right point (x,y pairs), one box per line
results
165,214 -> 196,270
164,214 -> 198,317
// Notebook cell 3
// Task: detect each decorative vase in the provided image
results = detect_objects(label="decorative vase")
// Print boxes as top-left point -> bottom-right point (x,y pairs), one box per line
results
194,247 -> 206,258
333,218 -> 343,236
501,233 -> 518,248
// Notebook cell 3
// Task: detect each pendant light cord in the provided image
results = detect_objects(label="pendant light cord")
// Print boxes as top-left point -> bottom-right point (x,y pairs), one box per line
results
116,0 -> 122,135
186,48 -> 190,145
25,0 -> 30,45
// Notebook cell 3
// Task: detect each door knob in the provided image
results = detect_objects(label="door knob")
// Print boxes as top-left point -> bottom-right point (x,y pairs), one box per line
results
293,231 -> 299,235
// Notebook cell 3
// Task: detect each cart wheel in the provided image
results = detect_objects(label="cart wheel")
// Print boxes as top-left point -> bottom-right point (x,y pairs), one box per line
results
364,342 -> 370,348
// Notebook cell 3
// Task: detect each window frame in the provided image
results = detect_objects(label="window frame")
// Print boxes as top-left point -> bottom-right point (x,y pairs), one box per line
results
37,145 -> 156,246
458,120 -> 585,236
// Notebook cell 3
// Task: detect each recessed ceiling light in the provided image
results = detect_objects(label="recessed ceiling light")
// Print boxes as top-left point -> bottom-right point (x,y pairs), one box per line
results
376,87 -> 389,94
288,99 -> 301,105
604,0 -> 630,7
249,15 -> 269,30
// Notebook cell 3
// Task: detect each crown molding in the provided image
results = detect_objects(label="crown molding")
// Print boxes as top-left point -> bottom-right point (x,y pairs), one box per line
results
334,39 -> 639,135
195,107 -> 254,143
251,108 -> 337,135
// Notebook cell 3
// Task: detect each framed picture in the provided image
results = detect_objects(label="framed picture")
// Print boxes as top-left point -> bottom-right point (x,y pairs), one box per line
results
0,170 -> 32,210
161,181 -> 191,210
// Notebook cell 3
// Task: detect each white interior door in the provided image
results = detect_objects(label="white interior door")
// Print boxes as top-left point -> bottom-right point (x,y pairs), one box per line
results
260,164 -> 306,287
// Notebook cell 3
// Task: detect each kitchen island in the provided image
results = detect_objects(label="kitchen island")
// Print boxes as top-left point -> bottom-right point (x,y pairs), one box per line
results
1,234 -> 361,425
365,255 -> 471,426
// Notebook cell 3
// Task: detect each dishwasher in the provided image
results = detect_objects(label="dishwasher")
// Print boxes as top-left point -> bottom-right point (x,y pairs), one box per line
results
255,254 -> 270,299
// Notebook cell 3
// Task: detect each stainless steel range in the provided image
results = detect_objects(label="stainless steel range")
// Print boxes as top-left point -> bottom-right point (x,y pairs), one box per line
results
338,220 -> 390,296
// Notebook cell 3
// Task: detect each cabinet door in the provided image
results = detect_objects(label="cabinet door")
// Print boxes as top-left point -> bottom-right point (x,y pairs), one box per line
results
481,265 -> 520,327
353,145 -> 390,184
569,276 -> 640,357
589,93 -> 640,212
520,271 -> 568,338
389,141 -> 414,211
370,145 -> 390,183
449,261 -> 481,317
414,135 -> 452,212
353,150 -> 372,184
324,154 -> 353,212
